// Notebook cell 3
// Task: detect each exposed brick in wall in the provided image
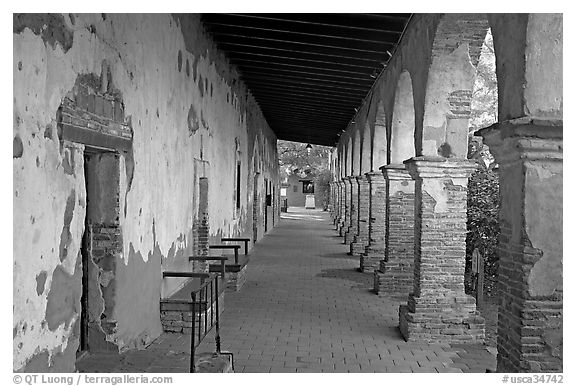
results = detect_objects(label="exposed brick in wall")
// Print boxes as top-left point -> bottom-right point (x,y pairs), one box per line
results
399,158 -> 484,344
481,124 -> 563,373
361,172 -> 386,273
447,90 -> 473,119
432,14 -> 489,67
89,224 -> 122,339
160,290 -> 224,335
58,73 -> 132,152
344,176 -> 359,245
350,176 -> 370,256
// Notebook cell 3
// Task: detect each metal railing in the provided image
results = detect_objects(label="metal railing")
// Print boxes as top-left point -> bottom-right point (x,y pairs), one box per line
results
189,273 -> 233,373
162,271 -> 233,372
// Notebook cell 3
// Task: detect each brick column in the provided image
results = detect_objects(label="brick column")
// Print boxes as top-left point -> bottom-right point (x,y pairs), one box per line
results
333,180 -> 342,228
344,176 -> 358,245
361,172 -> 386,273
373,164 -> 415,295
350,175 -> 369,255
398,157 -> 484,344
480,123 -> 562,372
338,178 -> 350,236
329,181 -> 336,223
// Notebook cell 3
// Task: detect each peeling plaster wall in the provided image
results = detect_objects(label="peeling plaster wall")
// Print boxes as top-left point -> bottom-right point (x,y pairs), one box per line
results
14,13 -> 278,372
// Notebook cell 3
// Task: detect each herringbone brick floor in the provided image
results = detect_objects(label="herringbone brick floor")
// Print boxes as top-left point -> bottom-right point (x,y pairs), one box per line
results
77,208 -> 496,373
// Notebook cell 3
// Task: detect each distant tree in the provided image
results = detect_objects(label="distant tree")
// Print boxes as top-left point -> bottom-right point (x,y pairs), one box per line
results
277,140 -> 333,210
465,29 -> 500,298
278,141 -> 331,178
466,135 -> 500,298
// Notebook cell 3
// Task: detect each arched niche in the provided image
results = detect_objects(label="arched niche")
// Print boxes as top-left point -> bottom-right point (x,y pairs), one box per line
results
390,71 -> 416,165
372,100 -> 388,170
420,14 -> 490,158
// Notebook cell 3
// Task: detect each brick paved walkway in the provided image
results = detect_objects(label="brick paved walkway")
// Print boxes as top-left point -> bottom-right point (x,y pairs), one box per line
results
77,208 -> 495,373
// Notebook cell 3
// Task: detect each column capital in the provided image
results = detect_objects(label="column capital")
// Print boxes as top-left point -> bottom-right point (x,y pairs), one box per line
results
381,163 -> 411,180
365,171 -> 385,184
404,157 -> 477,180
478,121 -> 562,167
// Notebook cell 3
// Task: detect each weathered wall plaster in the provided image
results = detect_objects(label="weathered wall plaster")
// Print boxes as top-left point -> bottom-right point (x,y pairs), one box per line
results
525,161 -> 562,296
390,71 -> 416,164
524,14 -> 563,121
14,13 -> 278,372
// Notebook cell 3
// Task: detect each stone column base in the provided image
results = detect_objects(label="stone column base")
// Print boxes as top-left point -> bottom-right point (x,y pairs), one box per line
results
360,248 -> 383,273
338,222 -> 346,237
350,236 -> 368,255
343,228 -> 355,245
399,294 -> 485,344
373,259 -> 413,295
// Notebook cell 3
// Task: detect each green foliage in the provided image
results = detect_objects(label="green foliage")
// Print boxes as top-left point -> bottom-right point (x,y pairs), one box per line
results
277,140 -> 331,179
466,155 -> 500,297
314,169 -> 332,210
277,140 -> 333,210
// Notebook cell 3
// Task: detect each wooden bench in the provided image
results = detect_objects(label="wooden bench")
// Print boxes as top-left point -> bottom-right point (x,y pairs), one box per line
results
220,237 -> 251,255
207,244 -> 250,292
188,255 -> 228,279
209,245 -> 240,264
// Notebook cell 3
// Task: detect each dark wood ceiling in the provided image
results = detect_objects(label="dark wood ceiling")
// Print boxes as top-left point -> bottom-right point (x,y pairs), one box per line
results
201,13 -> 411,146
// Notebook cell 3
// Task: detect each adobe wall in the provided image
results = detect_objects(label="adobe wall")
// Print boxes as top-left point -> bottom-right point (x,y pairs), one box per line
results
13,13 -> 278,372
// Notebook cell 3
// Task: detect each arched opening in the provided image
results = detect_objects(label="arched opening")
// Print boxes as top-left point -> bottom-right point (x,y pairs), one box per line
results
390,71 -> 415,165
353,129 -> 361,175
420,14 -> 491,158
372,100 -> 387,170
345,137 -> 352,177
361,122 -> 371,174
466,28 -> 499,346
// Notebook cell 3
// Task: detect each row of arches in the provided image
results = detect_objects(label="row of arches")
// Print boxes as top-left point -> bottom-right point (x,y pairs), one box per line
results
330,13 -> 562,373
333,14 -> 561,180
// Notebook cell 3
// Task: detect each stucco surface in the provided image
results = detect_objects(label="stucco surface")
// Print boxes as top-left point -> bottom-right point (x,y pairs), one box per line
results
14,13 -> 278,372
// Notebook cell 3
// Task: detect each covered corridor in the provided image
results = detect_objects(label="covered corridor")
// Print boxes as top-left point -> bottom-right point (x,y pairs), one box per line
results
77,208 -> 495,373
14,13 -> 562,373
